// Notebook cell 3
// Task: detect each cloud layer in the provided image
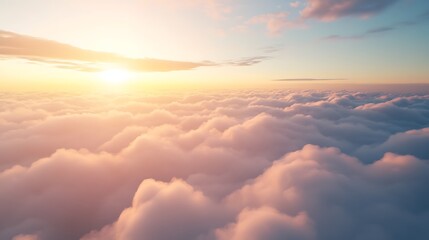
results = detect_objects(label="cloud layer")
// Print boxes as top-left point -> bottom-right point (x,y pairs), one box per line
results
0,88 -> 428,240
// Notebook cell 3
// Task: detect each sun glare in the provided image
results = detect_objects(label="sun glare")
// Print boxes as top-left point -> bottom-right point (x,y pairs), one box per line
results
99,68 -> 131,84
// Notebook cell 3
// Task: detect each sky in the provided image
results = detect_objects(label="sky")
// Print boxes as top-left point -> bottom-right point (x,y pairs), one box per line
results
1,0 -> 429,91
1,1 -> 429,240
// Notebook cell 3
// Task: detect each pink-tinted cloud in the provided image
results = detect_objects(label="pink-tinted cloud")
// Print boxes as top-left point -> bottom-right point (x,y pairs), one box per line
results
81,179 -> 228,240
199,0 -> 232,20
0,89 -> 428,240
216,207 -> 314,240
143,0 -> 232,20
12,235 -> 39,240
290,1 -> 301,8
249,12 -> 300,35
301,0 -> 399,21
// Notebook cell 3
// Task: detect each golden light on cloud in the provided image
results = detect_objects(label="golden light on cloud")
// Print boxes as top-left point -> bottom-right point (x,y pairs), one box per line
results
98,68 -> 132,85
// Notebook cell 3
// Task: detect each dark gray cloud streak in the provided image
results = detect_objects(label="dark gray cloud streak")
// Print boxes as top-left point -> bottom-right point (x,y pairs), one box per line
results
225,56 -> 272,66
323,10 -> 429,40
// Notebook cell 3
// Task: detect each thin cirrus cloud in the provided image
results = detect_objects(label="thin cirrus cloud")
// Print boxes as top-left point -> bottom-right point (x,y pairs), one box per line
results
247,0 -> 400,35
0,30 -> 209,72
249,12 -> 303,35
0,29 -> 276,72
323,10 -> 429,40
142,0 -> 232,20
290,1 -> 301,8
273,78 -> 347,81
224,56 -> 272,66
301,0 -> 399,21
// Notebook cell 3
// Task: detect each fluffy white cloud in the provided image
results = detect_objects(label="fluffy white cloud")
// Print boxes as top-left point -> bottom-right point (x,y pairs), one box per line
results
82,179 -> 228,240
216,207 -> 314,240
225,145 -> 429,240
0,89 -> 428,240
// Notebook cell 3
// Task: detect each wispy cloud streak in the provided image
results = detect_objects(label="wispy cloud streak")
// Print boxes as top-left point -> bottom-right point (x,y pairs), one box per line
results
273,78 -> 347,81
301,0 -> 399,21
0,30 -> 208,72
323,10 -> 429,40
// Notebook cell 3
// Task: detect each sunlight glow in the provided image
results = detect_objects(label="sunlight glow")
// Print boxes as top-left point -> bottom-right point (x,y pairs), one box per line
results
99,68 -> 131,84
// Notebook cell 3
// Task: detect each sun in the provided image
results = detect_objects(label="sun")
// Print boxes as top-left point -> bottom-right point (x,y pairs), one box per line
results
98,68 -> 131,84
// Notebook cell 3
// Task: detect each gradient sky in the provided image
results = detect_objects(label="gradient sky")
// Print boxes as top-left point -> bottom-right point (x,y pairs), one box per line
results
1,0 -> 429,91
1,2 -> 429,239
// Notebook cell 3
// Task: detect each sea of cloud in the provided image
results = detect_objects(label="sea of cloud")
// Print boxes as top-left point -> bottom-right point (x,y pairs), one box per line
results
0,89 -> 428,240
